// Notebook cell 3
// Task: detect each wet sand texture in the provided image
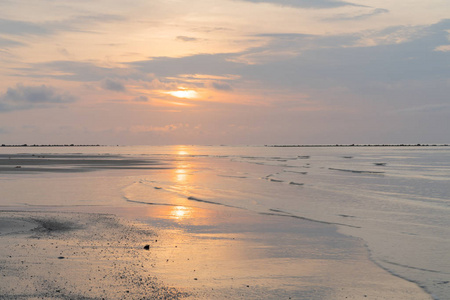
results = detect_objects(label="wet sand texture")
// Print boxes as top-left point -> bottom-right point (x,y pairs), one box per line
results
0,211 -> 188,299
0,154 -> 170,173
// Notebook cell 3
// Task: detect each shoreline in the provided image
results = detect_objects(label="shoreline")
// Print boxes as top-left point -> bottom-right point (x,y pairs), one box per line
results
265,144 -> 449,147
0,205 -> 433,299
1,143 -> 449,148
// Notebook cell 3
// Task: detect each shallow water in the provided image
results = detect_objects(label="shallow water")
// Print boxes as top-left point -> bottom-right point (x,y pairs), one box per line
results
1,145 -> 449,299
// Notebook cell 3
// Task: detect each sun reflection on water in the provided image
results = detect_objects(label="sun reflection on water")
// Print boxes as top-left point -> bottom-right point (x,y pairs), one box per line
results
169,206 -> 193,220
174,146 -> 193,184
175,168 -> 188,183
177,150 -> 189,156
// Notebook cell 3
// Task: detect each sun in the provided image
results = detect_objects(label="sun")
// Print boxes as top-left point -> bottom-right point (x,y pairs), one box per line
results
165,89 -> 198,99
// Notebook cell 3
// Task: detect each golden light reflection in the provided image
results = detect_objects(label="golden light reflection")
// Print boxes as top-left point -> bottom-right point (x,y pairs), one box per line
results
169,206 -> 193,220
175,168 -> 188,183
173,146 -> 192,184
137,204 -> 216,226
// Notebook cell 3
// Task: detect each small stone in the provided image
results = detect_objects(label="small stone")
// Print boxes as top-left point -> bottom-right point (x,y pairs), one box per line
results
57,256 -> 65,259
143,245 -> 150,250
194,278 -> 198,280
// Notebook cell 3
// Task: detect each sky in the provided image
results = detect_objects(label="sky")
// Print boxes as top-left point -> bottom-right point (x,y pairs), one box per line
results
0,0 -> 449,145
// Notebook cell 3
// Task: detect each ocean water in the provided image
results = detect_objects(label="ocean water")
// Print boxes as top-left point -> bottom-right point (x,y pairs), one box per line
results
1,145 -> 449,299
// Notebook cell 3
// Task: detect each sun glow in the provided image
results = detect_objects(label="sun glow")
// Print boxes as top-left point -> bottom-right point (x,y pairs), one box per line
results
165,89 -> 199,99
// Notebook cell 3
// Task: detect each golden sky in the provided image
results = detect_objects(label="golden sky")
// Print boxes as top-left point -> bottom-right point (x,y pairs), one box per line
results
0,0 -> 449,144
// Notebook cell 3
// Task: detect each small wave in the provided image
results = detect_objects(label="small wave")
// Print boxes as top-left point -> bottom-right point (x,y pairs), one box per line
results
382,260 -> 448,274
289,182 -> 304,186
338,214 -> 355,218
298,156 -> 310,159
187,196 -> 237,208
264,178 -> 283,182
284,170 -> 308,175
260,209 -> 361,228
124,198 -> 178,207
329,168 -> 385,174
217,174 -> 248,179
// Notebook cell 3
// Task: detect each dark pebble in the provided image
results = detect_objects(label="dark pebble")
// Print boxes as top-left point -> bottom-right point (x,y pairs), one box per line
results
58,256 -> 65,259
144,245 -> 150,250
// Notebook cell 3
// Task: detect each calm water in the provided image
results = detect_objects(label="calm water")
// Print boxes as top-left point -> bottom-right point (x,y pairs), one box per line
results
1,145 -> 449,299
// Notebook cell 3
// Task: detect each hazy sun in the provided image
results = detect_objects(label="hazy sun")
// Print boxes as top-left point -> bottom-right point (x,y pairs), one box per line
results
165,89 -> 198,99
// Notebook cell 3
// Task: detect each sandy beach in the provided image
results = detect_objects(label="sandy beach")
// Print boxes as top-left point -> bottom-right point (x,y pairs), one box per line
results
0,207 -> 431,299
0,151 -> 437,299
0,211 -> 189,299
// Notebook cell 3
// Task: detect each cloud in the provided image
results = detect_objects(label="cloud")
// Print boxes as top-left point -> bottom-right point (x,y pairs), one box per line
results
392,103 -> 450,114
176,36 -> 199,42
129,123 -> 187,133
0,14 -> 124,39
130,54 -> 241,78
325,8 -> 389,21
101,78 -> 126,91
0,18 -> 51,36
434,45 -> 450,52
133,95 -> 148,102
0,84 -> 76,112
238,0 -> 365,9
49,14 -> 126,35
13,20 -> 449,115
32,61 -> 145,82
0,37 -> 25,47
212,82 -> 233,91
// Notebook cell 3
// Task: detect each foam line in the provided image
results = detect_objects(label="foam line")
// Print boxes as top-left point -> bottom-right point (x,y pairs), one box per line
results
261,209 -> 361,229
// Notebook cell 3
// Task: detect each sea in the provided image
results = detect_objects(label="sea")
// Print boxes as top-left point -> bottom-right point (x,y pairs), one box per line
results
1,145 -> 449,299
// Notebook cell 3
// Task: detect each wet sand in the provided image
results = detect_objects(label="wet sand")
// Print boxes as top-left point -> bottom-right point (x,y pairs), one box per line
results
0,153 -> 433,299
0,207 -> 431,299
0,211 -> 187,299
0,154 -> 170,173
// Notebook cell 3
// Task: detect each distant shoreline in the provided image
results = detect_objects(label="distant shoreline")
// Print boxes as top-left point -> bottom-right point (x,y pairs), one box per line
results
265,143 -> 449,147
1,144 -> 102,147
1,143 -> 449,148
